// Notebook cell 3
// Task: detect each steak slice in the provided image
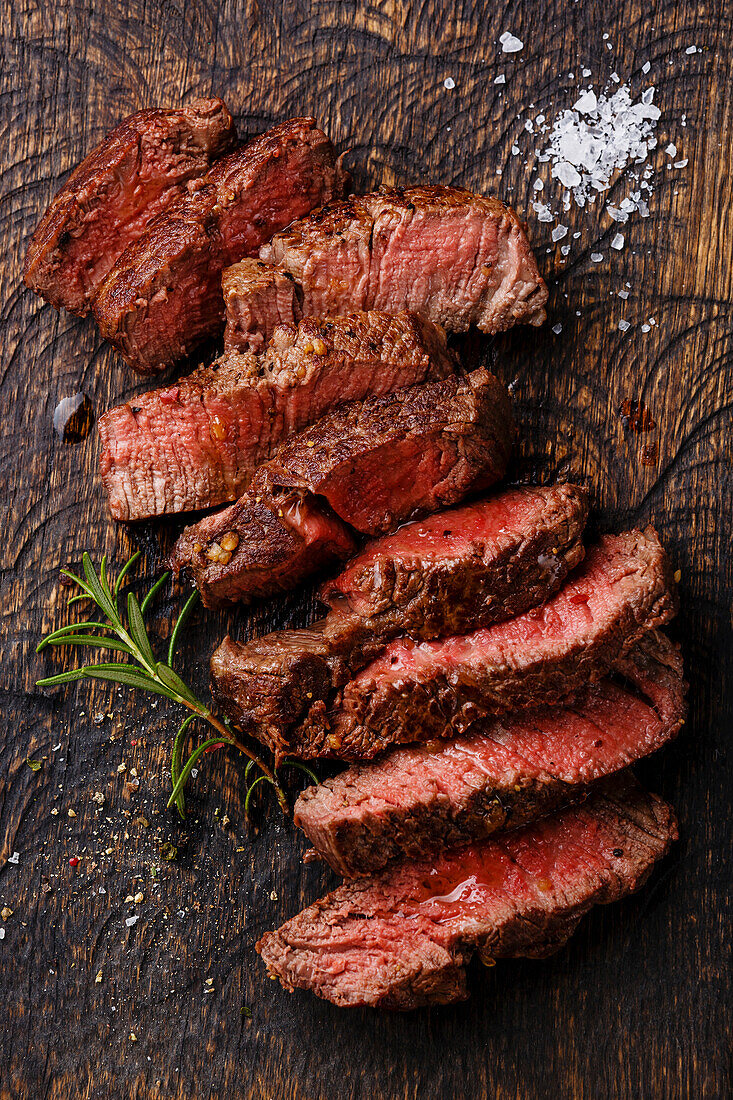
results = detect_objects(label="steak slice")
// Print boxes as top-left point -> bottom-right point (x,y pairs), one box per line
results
210,484 -> 588,749
171,487 -> 356,606
294,631 -> 686,876
231,185 -> 547,349
223,259 -> 303,353
23,98 -> 236,316
262,368 -> 513,536
93,118 -> 345,374
172,369 -> 514,606
99,310 -> 457,521
258,777 -> 677,1008
288,528 -> 677,759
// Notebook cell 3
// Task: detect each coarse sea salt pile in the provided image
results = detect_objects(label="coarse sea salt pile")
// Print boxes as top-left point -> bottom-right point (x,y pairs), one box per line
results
526,82 -> 678,227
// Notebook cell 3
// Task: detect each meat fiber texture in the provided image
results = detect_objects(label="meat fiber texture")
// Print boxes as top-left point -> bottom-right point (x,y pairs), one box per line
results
24,98 -> 236,316
258,777 -> 677,1009
224,185 -> 548,351
92,118 -> 346,374
294,631 -> 686,876
210,484 -> 589,750
98,310 -> 457,521
172,368 -> 514,607
282,527 -> 678,760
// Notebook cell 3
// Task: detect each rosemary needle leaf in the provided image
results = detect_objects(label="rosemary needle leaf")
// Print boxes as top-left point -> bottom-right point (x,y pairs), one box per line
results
244,774 -> 270,818
280,759 -> 320,787
140,571 -> 170,615
36,668 -> 95,687
127,591 -> 156,669
81,553 -> 117,621
84,665 -> 178,700
156,663 -> 200,706
36,622 -> 114,653
167,737 -> 239,809
171,714 -> 197,819
113,550 -> 142,599
167,590 -> 199,668
39,635 -> 136,655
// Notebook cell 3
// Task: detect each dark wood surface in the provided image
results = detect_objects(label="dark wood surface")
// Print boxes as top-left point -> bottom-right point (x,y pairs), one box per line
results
1,1 -> 731,1097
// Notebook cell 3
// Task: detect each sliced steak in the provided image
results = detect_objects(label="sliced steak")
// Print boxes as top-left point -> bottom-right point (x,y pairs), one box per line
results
286,528 -> 677,759
223,259 -> 303,353
24,98 -> 236,316
172,369 -> 514,606
99,310 -> 457,521
226,185 -> 547,348
93,118 -> 345,374
262,368 -> 513,536
171,486 -> 356,606
210,484 -> 588,748
294,631 -> 686,876
258,777 -> 677,1008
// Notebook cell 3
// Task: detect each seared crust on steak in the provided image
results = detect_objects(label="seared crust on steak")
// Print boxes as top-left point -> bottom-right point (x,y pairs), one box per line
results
24,98 -> 236,315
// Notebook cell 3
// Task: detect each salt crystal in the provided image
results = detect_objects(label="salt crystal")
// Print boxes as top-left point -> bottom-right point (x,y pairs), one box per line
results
641,324 -> 651,332
641,87 -> 655,105
582,68 -> 592,77
642,62 -> 651,74
553,161 -> 582,189
561,244 -> 571,256
0,929 -> 4,941
524,120 -> 534,133
511,144 -> 520,155
665,143 -> 677,156
551,224 -> 568,241
590,253 -> 604,262
494,74 -> 506,84
552,323 -> 563,334
443,77 -> 455,90
610,72 -> 620,83
7,853 -> 19,865
618,319 -> 630,331
603,33 -> 609,39
500,32 -> 524,53
649,317 -> 657,325
674,158 -> 688,168
573,90 -> 597,114
532,201 -> 554,222
685,45 -> 697,54
533,178 -> 544,191
125,915 -> 139,927
611,233 -> 625,250
618,290 -> 630,299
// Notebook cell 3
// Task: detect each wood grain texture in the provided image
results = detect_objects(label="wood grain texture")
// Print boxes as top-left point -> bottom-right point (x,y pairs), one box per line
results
1,1 -> 731,1097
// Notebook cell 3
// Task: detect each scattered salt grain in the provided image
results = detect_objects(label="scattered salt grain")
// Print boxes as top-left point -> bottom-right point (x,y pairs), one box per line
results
125,915 -> 139,928
618,289 -> 630,299
610,72 -> 620,84
665,143 -> 677,157
611,233 -> 625,250
511,144 -> 520,155
685,45 -> 697,54
573,89 -> 597,114
674,158 -> 688,168
443,77 -> 455,89
582,68 -> 592,77
590,252 -> 604,262
7,853 -> 19,866
500,32 -> 524,53
561,244 -> 571,256
0,929 -> 5,941
532,202 -> 554,223
552,323 -> 563,334
533,178 -> 544,191
641,324 -> 651,332
642,62 -> 651,74
618,319 -> 631,331
551,224 -> 568,241
494,74 -> 506,85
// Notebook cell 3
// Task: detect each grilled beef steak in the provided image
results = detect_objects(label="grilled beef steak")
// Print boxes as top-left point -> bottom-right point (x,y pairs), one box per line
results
170,486 -> 355,605
99,311 -> 457,521
294,632 -> 686,876
24,98 -> 236,316
223,259 -> 303,353
223,185 -> 547,349
281,528 -> 677,760
258,777 -> 677,1008
172,369 -> 514,606
210,484 -> 588,746
92,118 -> 345,374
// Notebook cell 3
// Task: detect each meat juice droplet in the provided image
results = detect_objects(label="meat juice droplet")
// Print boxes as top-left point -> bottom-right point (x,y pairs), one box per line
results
619,399 -> 656,433
53,393 -> 94,443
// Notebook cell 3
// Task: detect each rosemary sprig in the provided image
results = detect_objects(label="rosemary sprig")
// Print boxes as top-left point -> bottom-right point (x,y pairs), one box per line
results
35,552 -> 303,819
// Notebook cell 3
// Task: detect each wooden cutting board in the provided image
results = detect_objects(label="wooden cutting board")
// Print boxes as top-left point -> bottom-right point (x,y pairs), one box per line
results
1,2 -> 731,1097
